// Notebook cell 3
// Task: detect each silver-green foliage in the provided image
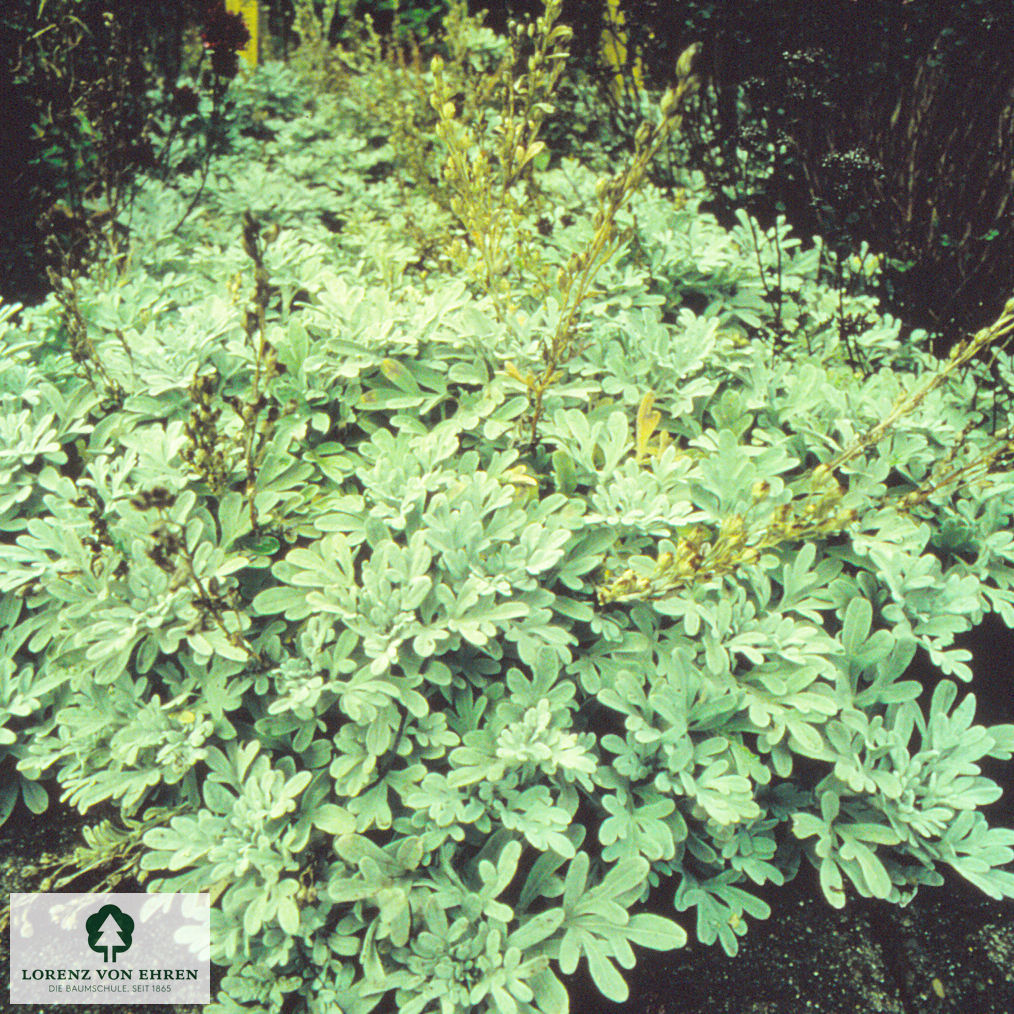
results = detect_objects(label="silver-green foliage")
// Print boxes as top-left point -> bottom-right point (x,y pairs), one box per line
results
2,52 -> 1014,1014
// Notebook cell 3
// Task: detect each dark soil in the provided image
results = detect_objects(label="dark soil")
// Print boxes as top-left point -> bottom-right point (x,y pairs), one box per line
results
566,870 -> 1014,1014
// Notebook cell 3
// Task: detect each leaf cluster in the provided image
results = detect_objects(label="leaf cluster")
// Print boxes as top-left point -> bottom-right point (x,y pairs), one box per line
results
1,10 -> 1013,1014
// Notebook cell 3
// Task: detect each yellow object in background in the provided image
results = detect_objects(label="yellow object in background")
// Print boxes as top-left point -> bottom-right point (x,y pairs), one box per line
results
601,0 -> 643,100
227,0 -> 259,68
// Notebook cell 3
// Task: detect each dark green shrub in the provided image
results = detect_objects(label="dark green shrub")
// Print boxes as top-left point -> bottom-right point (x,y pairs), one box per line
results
0,0 -> 254,303
574,0 -> 1014,351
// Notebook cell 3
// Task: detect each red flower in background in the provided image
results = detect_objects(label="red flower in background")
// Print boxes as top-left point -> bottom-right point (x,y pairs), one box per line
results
200,1 -> 250,77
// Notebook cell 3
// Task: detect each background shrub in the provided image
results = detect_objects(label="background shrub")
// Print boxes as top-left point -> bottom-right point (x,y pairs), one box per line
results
0,0 -> 255,303
577,0 -> 1014,353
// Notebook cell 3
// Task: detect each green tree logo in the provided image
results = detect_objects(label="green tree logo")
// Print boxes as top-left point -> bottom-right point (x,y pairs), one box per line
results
85,904 -> 134,963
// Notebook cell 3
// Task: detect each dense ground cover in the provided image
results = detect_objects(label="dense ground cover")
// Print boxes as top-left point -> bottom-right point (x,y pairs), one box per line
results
2,5 -> 1014,1012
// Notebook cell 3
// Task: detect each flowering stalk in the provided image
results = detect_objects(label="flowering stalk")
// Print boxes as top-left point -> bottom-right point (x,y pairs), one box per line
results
598,298 -> 1014,604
